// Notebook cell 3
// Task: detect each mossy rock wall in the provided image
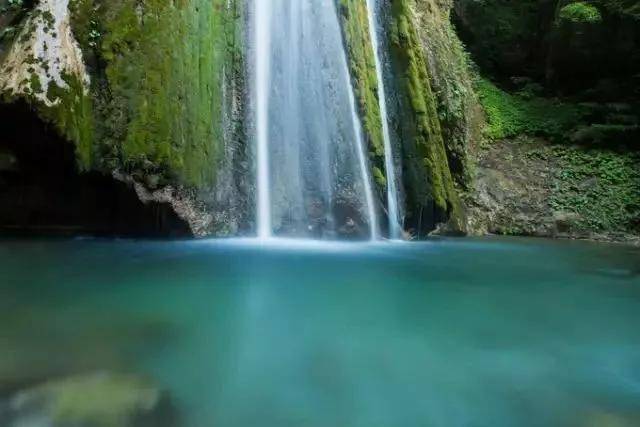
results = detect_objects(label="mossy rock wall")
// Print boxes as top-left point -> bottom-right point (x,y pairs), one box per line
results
338,0 -> 476,235
406,0 -> 480,188
1,0 -> 244,189
385,0 -> 466,235
68,0 -> 245,189
1,0 -> 248,235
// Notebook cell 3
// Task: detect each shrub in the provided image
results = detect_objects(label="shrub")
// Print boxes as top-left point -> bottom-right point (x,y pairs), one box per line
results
559,2 -> 602,24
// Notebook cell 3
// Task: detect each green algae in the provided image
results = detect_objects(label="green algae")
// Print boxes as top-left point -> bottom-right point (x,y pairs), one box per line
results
41,73 -> 95,169
66,0 -> 243,188
387,0 -> 464,231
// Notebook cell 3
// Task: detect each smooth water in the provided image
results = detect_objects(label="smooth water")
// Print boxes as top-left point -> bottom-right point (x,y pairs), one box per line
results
251,0 -> 377,239
253,0 -> 272,239
1,238 -> 639,426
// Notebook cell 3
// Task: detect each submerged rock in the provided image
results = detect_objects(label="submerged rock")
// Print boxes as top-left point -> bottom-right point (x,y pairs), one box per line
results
0,372 -> 177,427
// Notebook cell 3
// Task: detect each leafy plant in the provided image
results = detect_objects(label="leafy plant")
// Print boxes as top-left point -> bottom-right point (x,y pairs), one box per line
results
476,78 -> 586,141
559,2 -> 602,24
550,147 -> 640,232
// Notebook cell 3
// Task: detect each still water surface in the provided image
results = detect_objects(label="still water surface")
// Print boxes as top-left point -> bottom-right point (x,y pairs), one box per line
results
1,237 -> 639,426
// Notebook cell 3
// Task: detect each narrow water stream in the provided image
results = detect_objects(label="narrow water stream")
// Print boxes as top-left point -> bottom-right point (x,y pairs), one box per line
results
365,0 -> 402,239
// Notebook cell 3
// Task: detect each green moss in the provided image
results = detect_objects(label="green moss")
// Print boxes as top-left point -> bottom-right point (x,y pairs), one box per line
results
453,0 -> 539,70
372,166 -> 386,187
559,2 -> 602,24
68,0 -> 101,52
417,1 -> 478,187
388,0 -> 464,230
66,0 -> 243,188
337,0 -> 386,190
40,73 -> 95,169
28,72 -> 42,94
477,78 -> 587,140
36,373 -> 159,427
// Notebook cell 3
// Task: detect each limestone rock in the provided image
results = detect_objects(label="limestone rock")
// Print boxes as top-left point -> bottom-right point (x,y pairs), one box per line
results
0,0 -> 89,104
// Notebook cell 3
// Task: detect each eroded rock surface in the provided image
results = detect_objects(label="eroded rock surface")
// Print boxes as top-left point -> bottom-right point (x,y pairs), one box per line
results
0,0 -> 89,105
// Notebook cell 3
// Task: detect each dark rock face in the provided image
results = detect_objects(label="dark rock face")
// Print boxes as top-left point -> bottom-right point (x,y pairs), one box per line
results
0,102 -> 191,237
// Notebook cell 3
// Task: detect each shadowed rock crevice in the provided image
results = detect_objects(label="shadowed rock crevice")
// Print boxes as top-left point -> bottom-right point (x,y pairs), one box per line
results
0,102 -> 191,237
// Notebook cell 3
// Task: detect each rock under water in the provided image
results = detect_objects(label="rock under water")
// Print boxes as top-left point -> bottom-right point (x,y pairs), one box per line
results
0,372 -> 178,427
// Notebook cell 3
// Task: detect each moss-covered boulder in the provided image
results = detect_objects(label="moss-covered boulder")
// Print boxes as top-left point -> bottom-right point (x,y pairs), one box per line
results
1,372 -> 177,427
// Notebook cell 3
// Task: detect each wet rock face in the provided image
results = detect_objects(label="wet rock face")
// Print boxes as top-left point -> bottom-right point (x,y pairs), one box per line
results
0,372 -> 178,427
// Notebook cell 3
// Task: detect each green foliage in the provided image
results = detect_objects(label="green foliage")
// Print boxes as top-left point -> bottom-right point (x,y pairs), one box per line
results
4,0 -> 23,11
551,146 -> 640,232
453,0 -> 539,70
477,78 -> 587,140
559,2 -> 603,24
39,73 -> 95,169
597,0 -> 640,19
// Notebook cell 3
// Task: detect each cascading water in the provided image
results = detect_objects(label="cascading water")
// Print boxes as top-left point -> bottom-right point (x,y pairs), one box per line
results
254,0 -> 272,239
252,0 -> 378,240
365,0 -> 403,239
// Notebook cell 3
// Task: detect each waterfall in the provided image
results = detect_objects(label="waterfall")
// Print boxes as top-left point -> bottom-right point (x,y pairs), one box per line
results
365,0 -> 403,239
252,0 -> 378,240
254,0 -> 272,239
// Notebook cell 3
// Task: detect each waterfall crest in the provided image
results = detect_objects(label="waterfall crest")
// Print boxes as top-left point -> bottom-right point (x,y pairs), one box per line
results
252,0 -> 378,240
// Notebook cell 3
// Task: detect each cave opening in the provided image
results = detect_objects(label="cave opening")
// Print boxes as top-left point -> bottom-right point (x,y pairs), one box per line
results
0,101 -> 191,238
